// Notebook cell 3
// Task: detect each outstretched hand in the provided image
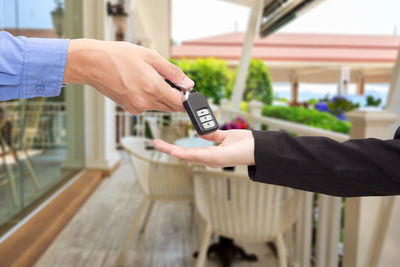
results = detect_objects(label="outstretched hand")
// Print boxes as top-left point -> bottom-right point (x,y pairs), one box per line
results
63,39 -> 194,114
152,130 -> 255,168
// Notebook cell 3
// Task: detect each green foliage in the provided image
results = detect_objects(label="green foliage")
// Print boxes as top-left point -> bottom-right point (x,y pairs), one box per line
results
227,59 -> 273,105
262,105 -> 351,134
307,98 -> 318,106
366,95 -> 382,107
327,97 -> 359,116
320,93 -> 331,102
239,101 -> 248,112
173,58 -> 231,104
276,97 -> 289,103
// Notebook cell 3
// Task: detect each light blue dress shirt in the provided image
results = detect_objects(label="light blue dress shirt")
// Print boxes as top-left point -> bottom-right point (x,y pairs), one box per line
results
0,31 -> 69,100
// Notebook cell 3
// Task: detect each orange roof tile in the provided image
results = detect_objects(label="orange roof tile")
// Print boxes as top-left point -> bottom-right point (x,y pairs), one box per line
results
172,32 -> 400,64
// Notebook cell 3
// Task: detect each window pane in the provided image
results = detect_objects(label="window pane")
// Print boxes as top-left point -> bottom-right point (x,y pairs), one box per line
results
0,0 -> 84,234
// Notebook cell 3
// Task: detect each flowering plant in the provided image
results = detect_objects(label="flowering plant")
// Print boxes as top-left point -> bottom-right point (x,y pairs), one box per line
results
220,116 -> 250,130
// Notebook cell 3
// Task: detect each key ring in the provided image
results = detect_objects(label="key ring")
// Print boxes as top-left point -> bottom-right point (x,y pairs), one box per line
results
165,79 -> 193,93
175,83 -> 193,93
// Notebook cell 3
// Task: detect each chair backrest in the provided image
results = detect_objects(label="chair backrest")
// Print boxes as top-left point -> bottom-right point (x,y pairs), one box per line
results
5,98 -> 46,150
121,136 -> 193,200
193,168 -> 301,243
145,115 -> 185,143
145,117 -> 160,139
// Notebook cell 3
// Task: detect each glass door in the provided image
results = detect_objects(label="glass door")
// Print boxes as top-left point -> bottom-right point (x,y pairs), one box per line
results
0,0 -> 84,235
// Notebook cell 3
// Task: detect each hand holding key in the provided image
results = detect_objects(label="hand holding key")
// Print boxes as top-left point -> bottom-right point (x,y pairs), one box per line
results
63,39 -> 194,114
165,79 -> 219,135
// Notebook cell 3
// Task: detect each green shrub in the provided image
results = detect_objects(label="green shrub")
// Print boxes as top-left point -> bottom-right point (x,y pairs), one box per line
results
307,98 -> 318,106
366,95 -> 382,107
327,96 -> 359,116
173,58 -> 231,104
226,59 -> 273,105
262,106 -> 350,134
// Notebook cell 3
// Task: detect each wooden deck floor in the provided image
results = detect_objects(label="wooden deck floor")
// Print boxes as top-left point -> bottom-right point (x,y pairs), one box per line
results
35,152 -> 278,267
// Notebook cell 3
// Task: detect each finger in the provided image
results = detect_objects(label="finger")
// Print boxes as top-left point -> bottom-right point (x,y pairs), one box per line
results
152,139 -> 175,154
200,130 -> 229,143
153,139 -> 211,162
154,75 -> 185,111
170,145 -> 221,166
149,53 -> 194,88
153,137 -> 229,166
153,101 -> 176,112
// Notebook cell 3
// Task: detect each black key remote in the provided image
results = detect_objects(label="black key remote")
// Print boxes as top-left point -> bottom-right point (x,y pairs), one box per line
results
165,79 -> 219,135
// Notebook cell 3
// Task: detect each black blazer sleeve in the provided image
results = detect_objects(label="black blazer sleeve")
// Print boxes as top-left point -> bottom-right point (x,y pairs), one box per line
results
247,129 -> 400,197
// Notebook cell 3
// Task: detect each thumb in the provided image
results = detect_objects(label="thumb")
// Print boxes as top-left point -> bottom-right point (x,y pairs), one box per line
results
200,130 -> 228,143
149,52 -> 194,89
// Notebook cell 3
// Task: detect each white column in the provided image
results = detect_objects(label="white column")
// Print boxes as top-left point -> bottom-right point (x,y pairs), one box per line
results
230,0 -> 264,110
343,109 -> 397,267
316,196 -> 341,267
386,45 -> 400,135
370,44 -> 400,267
290,73 -> 299,103
130,0 -> 171,58
61,0 -> 84,170
83,0 -> 120,171
337,66 -> 350,95
62,86 -> 85,169
295,192 -> 313,267
248,100 -> 263,130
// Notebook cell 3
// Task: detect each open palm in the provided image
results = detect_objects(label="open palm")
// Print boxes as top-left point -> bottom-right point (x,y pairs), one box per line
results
152,129 -> 255,168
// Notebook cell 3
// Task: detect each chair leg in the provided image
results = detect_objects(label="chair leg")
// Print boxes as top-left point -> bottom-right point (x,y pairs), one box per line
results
6,164 -> 18,207
139,200 -> 154,234
195,223 -> 212,267
189,201 -> 195,230
116,196 -> 149,267
276,234 -> 288,267
23,154 -> 40,191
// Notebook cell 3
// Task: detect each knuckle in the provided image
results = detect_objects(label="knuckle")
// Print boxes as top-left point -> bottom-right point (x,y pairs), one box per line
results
168,64 -> 184,79
135,102 -> 148,111
147,49 -> 159,59
141,80 -> 158,96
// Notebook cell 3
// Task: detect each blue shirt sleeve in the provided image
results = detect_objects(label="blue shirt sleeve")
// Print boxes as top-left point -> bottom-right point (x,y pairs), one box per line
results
0,31 -> 69,100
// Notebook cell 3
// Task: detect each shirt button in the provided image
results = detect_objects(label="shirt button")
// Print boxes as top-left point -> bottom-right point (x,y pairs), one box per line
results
35,84 -> 45,93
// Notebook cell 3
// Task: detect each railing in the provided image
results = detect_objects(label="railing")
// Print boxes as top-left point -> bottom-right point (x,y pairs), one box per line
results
0,101 -> 66,148
115,108 -> 189,144
115,101 -> 396,267
215,99 -> 347,267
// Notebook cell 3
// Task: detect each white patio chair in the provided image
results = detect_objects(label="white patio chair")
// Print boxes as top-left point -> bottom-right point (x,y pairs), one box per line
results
117,136 -> 193,266
193,167 -> 301,267
145,114 -> 186,143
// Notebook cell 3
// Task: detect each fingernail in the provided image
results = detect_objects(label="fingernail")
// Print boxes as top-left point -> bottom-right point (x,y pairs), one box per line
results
182,77 -> 194,89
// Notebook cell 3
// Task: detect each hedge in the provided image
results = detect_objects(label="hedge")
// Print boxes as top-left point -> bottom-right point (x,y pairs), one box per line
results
172,58 -> 231,104
171,58 -> 273,105
226,59 -> 273,105
262,105 -> 350,134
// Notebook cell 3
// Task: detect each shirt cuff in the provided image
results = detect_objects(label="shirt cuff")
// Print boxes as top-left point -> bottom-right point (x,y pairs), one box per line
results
22,38 -> 69,99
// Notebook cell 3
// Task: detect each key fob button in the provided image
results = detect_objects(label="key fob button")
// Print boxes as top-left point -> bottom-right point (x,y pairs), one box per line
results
197,108 -> 209,116
202,121 -> 215,129
199,115 -> 212,123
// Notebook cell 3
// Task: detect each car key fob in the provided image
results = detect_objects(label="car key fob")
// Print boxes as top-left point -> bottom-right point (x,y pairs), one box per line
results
183,91 -> 219,135
165,79 -> 219,135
